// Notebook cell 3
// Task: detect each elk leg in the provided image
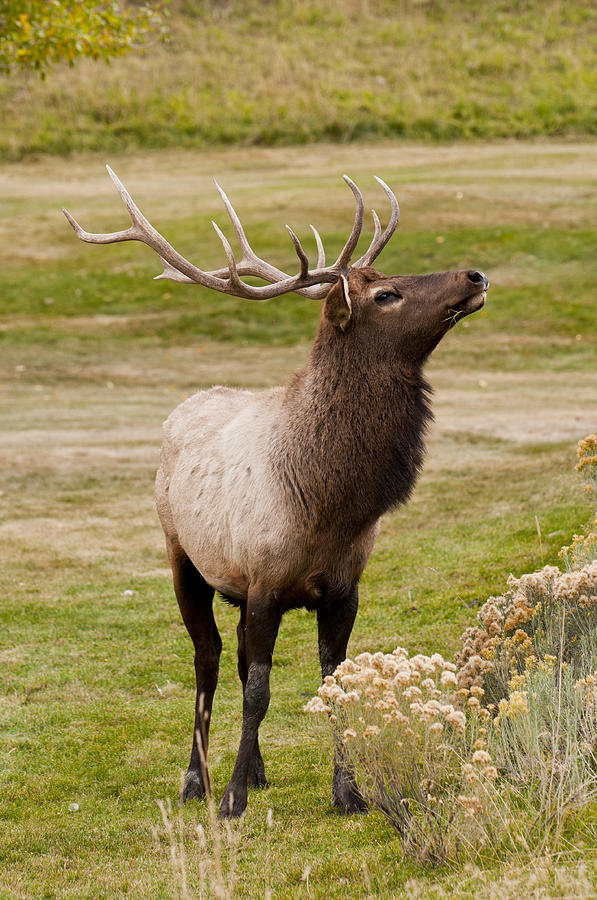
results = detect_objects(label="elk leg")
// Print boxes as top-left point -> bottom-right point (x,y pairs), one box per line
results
237,607 -> 268,788
219,591 -> 281,818
169,543 -> 221,802
317,585 -> 366,814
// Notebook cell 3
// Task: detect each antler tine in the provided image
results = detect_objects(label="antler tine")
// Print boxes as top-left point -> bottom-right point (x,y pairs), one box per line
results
372,208 -> 382,244
106,164 -> 147,230
213,180 -> 254,263
354,208 -> 381,267
285,226 -> 309,279
310,224 -> 326,268
155,257 -> 195,284
211,220 -> 247,295
62,204 -> 136,246
62,165 -> 145,244
354,176 -> 400,268
333,175 -> 364,269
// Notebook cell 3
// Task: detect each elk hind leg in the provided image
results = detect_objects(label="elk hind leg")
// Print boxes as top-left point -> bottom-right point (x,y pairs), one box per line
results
169,542 -> 221,802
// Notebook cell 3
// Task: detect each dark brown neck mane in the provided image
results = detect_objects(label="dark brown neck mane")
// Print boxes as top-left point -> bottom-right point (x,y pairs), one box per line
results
272,322 -> 433,537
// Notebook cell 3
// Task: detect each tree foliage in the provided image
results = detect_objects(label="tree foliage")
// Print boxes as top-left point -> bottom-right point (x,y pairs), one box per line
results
0,1 -> 165,77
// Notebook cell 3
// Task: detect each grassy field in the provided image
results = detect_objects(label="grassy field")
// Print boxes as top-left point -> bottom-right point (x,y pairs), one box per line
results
0,0 -> 596,159
1,139 -> 596,897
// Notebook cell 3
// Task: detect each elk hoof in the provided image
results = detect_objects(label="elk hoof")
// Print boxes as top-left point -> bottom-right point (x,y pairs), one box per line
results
332,784 -> 367,814
332,767 -> 367,814
218,785 -> 247,819
181,770 -> 206,803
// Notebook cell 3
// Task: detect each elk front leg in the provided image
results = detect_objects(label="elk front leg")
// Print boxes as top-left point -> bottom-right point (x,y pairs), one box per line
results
219,590 -> 281,818
237,607 -> 268,788
317,585 -> 366,814
169,544 -> 221,802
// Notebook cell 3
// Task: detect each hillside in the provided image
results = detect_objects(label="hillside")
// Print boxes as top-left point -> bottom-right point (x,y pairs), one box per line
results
0,0 -> 595,159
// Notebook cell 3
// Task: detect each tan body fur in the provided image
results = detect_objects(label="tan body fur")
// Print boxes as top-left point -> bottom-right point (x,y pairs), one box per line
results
156,384 -> 379,607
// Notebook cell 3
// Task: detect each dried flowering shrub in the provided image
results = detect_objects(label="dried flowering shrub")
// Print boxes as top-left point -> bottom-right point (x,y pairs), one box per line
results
561,436 -> 597,568
456,561 -> 597,701
305,648 -> 500,865
560,531 -> 597,570
576,434 -> 597,500
457,436 -> 597,702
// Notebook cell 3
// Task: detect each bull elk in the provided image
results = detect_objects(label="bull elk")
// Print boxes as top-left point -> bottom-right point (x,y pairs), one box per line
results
63,169 -> 489,817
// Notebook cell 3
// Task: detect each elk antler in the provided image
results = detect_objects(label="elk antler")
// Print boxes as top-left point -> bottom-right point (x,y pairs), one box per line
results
62,167 -> 399,301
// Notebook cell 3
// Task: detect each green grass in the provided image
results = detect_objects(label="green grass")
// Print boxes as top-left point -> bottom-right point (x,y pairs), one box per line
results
1,141 -> 597,897
0,0 -> 596,159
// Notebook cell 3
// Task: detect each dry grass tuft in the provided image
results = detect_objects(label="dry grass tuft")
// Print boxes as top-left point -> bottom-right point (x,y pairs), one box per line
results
406,856 -> 596,899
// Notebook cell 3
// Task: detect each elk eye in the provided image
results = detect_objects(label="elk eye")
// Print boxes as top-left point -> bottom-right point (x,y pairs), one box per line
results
374,291 -> 401,305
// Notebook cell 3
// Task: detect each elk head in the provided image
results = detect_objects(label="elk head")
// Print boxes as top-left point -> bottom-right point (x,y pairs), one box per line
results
62,168 -> 488,355
322,266 -> 488,364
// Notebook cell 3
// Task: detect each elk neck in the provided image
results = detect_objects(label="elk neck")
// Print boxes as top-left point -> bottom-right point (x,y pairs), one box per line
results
271,322 -> 433,537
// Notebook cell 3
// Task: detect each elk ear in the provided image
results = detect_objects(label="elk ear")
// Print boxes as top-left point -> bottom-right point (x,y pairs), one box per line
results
323,275 -> 352,330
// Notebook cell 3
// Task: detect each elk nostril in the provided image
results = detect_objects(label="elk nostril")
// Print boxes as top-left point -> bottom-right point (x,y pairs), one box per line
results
467,270 -> 485,285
